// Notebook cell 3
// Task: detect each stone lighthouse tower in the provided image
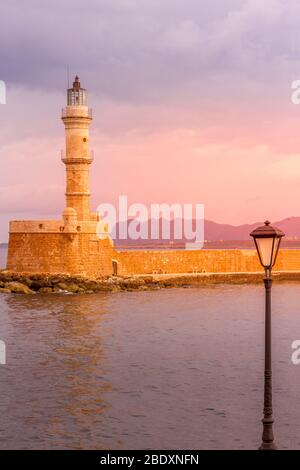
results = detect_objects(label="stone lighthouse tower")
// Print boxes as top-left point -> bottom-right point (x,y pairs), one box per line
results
61,76 -> 93,221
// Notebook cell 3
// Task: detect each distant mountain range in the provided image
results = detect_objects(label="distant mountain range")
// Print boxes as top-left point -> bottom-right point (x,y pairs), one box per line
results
203,217 -> 300,241
114,217 -> 300,248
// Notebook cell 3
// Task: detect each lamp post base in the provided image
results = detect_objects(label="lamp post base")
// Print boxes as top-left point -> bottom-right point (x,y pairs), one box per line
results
259,442 -> 277,450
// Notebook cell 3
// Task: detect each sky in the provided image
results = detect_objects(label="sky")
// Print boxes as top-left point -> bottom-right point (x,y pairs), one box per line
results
1,0 -> 300,241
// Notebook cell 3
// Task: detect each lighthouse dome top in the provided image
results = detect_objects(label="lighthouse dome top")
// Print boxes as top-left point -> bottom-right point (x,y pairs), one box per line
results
67,75 -> 87,106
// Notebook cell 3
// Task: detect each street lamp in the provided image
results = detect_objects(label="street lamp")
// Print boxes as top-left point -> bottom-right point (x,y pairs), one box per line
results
250,220 -> 285,450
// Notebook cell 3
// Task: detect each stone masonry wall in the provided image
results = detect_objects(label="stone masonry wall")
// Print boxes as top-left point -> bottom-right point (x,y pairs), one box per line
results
116,249 -> 300,276
7,230 -> 300,278
6,232 -> 116,277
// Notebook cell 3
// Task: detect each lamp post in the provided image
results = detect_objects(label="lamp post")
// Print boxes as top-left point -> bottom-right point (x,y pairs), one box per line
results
250,220 -> 285,450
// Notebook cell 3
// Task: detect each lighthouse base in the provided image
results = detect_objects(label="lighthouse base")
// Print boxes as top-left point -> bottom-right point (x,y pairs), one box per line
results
7,219 -> 116,277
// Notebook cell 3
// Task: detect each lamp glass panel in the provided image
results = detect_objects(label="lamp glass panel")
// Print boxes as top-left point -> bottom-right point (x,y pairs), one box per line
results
271,237 -> 281,267
256,237 -> 274,268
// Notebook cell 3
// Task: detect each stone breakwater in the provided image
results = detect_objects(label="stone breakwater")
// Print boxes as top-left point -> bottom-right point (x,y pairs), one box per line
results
1,270 -> 300,294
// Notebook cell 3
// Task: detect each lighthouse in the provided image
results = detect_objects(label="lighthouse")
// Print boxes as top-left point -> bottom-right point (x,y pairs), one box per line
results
7,75 -> 116,277
61,76 -> 93,221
